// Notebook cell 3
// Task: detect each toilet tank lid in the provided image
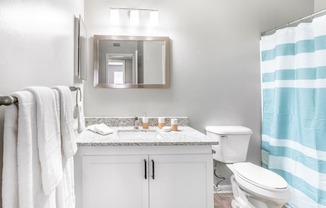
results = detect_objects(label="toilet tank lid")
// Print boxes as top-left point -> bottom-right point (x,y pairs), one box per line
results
205,126 -> 253,135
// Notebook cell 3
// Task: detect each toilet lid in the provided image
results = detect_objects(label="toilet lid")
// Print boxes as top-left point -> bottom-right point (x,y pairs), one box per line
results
233,162 -> 288,190
205,126 -> 253,135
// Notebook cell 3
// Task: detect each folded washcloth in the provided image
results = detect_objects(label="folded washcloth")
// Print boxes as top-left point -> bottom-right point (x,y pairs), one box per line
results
87,123 -> 113,135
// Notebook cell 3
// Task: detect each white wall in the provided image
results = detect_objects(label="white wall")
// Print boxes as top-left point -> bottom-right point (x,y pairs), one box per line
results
84,0 -> 313,185
0,0 -> 84,205
315,0 -> 326,11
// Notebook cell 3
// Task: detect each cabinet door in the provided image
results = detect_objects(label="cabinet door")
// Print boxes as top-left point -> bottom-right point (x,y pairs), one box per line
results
149,154 -> 213,208
82,155 -> 149,208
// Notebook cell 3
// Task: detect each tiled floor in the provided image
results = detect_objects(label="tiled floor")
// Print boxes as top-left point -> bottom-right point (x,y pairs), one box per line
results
214,193 -> 233,208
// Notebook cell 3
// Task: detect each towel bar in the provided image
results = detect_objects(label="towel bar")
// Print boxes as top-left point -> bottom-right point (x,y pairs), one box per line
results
0,86 -> 80,106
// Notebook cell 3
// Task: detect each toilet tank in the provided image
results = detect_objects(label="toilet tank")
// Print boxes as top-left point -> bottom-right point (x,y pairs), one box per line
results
206,126 -> 253,163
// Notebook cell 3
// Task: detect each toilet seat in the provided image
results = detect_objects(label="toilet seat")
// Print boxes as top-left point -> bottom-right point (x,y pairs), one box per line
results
233,162 -> 288,190
232,162 -> 290,200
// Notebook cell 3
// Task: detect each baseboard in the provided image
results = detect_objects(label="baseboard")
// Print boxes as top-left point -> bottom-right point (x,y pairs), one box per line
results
213,184 -> 233,193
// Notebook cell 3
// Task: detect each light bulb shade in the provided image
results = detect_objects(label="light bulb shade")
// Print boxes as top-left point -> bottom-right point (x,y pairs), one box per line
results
149,11 -> 159,26
110,9 -> 120,25
129,10 -> 139,26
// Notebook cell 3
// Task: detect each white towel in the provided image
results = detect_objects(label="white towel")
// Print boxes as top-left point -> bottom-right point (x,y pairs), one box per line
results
76,103 -> 85,133
25,87 -> 63,195
2,104 -> 19,208
53,86 -> 77,208
13,91 -> 56,208
53,86 -> 77,161
56,157 -> 76,208
73,88 -> 85,133
87,123 -> 114,135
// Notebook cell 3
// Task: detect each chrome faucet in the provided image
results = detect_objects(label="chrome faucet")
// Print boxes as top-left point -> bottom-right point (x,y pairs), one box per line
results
134,117 -> 140,129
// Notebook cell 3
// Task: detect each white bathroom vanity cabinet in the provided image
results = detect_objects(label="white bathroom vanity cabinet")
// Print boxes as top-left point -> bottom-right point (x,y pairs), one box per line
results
74,126 -> 217,208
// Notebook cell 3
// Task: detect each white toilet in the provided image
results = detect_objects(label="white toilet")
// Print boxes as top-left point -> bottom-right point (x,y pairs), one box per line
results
206,126 -> 290,208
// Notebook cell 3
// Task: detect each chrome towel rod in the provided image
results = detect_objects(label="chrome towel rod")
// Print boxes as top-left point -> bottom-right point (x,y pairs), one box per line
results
261,8 -> 326,36
0,86 -> 80,106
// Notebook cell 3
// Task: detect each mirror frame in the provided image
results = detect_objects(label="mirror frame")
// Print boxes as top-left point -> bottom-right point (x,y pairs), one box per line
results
93,35 -> 170,89
74,15 -> 87,81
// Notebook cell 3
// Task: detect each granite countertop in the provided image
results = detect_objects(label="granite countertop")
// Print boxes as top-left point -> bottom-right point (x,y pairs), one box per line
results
77,126 -> 218,146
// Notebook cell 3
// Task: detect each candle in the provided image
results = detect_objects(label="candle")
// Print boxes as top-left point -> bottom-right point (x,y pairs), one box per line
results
171,118 -> 178,131
142,116 -> 149,129
158,117 -> 165,129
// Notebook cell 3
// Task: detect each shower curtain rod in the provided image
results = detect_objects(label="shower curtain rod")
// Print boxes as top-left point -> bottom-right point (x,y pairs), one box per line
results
261,8 -> 326,36
0,86 -> 80,106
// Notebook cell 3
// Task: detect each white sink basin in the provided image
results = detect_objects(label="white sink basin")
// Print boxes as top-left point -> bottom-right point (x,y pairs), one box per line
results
117,129 -> 163,140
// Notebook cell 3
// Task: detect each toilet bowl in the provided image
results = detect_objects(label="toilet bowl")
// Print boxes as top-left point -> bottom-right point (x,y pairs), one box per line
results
228,162 -> 290,208
205,126 -> 290,208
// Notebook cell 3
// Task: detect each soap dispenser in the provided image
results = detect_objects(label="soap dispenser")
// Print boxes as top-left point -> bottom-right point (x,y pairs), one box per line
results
171,118 -> 178,131
142,114 -> 149,129
158,117 -> 165,129
134,117 -> 140,129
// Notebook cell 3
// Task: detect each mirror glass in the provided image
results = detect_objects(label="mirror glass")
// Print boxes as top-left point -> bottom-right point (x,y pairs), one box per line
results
94,35 -> 170,88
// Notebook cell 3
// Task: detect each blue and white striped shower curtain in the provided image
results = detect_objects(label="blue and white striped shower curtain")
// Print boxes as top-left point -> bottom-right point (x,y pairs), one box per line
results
261,15 -> 326,208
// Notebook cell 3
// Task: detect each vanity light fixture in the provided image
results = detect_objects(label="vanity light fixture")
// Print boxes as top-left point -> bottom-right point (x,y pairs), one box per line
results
129,10 -> 139,26
110,7 -> 159,26
110,8 -> 120,25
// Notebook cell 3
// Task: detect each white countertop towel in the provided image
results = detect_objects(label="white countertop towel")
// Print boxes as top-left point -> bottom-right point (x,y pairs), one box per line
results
25,87 -> 63,195
87,123 -> 114,135
2,102 -> 19,208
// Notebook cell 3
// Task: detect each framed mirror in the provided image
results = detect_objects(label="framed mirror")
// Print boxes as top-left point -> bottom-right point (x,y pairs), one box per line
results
74,15 -> 87,81
93,35 -> 170,88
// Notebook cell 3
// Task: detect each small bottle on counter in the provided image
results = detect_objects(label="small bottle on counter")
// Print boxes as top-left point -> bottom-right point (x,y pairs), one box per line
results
171,118 -> 178,131
142,115 -> 149,129
134,117 -> 140,129
158,117 -> 165,129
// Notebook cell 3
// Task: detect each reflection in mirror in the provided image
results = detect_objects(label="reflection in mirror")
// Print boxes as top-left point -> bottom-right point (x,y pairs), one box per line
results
94,35 -> 170,88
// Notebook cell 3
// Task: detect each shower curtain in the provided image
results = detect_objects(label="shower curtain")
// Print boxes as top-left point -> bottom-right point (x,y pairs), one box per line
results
261,15 -> 326,208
